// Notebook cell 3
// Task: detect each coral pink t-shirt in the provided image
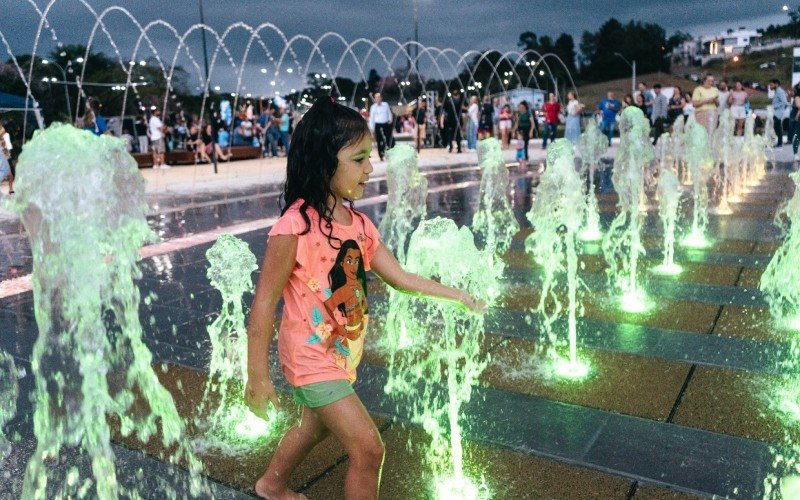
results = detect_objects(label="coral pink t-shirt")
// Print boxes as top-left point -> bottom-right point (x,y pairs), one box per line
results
268,200 -> 381,387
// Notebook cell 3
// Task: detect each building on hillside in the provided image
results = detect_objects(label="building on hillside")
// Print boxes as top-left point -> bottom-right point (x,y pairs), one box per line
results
672,28 -> 762,68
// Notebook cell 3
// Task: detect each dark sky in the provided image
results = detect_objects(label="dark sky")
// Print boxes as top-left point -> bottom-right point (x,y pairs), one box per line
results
2,0 -> 790,96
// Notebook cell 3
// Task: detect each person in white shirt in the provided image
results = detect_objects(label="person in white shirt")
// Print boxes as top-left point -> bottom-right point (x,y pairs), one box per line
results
148,108 -> 167,169
466,95 -> 479,151
368,92 -> 393,161
0,124 -> 13,194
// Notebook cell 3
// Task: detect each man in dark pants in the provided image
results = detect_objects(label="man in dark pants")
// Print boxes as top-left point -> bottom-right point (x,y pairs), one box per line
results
769,78 -> 789,147
368,92 -> 393,161
650,83 -> 669,145
442,90 -> 463,153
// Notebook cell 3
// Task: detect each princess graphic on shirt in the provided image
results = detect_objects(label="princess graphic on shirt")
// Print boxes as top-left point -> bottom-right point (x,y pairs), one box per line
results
323,239 -> 368,344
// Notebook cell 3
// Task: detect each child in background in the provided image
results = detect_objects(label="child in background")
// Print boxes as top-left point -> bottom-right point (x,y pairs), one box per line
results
514,130 -> 526,166
245,97 -> 484,499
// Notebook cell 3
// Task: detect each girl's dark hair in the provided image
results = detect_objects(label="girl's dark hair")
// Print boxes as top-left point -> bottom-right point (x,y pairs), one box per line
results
328,239 -> 368,315
281,97 -> 371,248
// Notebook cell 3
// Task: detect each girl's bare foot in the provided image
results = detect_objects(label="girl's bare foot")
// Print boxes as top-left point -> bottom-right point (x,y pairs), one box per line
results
254,477 -> 308,500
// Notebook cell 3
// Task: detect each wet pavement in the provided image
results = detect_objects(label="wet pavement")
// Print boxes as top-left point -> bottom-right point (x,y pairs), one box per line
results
1,159 -> 798,498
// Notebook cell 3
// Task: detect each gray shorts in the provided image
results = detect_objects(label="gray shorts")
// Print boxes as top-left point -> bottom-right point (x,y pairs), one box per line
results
0,156 -> 10,181
151,138 -> 165,154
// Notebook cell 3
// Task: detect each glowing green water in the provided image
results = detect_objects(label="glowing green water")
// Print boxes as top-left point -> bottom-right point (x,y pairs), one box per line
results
194,234 -> 287,456
577,120 -> 607,242
710,109 -> 736,214
602,107 -> 653,313
761,172 -> 800,328
0,350 -> 17,461
8,124 -> 203,498
472,138 -> 519,259
681,115 -> 714,248
378,144 -> 428,265
651,166 -> 683,276
525,139 -> 590,377
384,217 -> 498,499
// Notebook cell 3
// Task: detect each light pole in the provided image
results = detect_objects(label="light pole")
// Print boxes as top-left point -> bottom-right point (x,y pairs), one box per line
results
42,58 -> 73,122
198,0 -> 217,174
614,52 -> 636,96
412,0 -> 419,73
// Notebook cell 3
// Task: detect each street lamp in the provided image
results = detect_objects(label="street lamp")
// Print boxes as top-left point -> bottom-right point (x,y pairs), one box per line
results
41,58 -> 73,122
613,52 -> 636,96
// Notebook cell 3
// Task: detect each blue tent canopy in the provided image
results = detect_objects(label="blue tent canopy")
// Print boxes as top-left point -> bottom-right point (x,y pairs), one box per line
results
0,91 -> 36,109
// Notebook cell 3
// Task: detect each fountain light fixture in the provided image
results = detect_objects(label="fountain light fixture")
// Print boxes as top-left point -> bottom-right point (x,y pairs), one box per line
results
650,263 -> 683,276
681,229 -> 711,249
784,315 -> 800,331
554,357 -> 591,380
619,289 -> 650,314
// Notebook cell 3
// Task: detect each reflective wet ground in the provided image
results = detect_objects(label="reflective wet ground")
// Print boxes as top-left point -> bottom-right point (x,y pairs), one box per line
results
1,161 -> 797,498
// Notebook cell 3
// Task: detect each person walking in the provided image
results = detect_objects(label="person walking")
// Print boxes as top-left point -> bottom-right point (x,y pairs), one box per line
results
729,80 -> 749,136
498,100 -> 513,149
413,99 -> 427,149
513,101 -> 533,165
479,95 -> 494,140
542,92 -> 560,149
769,78 -> 789,147
148,108 -> 167,169
598,91 -> 621,146
466,95 -> 479,151
564,91 -> 583,144
368,92 -> 393,160
442,90 -> 464,153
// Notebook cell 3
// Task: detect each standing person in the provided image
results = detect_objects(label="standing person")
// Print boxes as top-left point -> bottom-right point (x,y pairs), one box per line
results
498,100 -> 513,149
413,99 -> 427,150
636,82 -> 654,119
120,128 -> 134,153
564,91 -> 583,144
513,101 -> 532,165
598,91 -> 621,146
729,80 -> 749,136
478,95 -> 494,140
769,78 -> 789,147
491,97 -> 501,139
434,97 -> 445,148
622,94 -> 635,109
667,86 -> 686,125
442,90 -> 463,153
368,92 -> 393,161
148,108 -> 167,169
135,115 -> 149,153
692,74 -> 720,134
84,97 -> 108,136
279,107 -> 292,155
717,81 -> 730,115
466,95 -> 479,151
650,83 -> 669,145
245,97 -> 484,500
0,124 -> 13,195
542,92 -> 560,149
791,84 -> 800,160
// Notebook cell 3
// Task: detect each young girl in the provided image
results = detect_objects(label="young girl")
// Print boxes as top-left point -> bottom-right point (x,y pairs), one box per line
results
245,97 -> 483,499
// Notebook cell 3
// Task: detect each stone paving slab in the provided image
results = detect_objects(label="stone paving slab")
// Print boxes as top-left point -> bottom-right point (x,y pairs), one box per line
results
633,483 -> 703,499
303,424 -> 634,499
672,365 -> 800,446
482,337 -> 690,421
354,363 -> 778,498
485,308 -> 790,375
714,305 -> 791,343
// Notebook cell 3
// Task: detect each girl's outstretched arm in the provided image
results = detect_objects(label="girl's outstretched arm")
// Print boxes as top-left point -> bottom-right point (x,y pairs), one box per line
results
245,234 -> 297,419
370,243 -> 485,312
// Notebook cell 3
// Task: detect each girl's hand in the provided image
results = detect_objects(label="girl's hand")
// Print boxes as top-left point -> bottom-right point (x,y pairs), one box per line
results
245,377 -> 281,420
459,291 -> 487,313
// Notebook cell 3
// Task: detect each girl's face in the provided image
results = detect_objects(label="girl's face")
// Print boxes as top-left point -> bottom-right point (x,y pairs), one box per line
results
332,133 -> 373,202
341,248 -> 361,279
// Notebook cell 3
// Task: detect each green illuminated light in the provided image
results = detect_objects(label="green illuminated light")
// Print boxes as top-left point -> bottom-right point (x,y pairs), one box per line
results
233,408 -> 275,439
578,225 -> 602,242
681,229 -> 711,249
650,263 -> 683,276
784,315 -> 800,331
554,358 -> 591,380
781,475 -> 800,498
620,290 -> 650,313
433,473 -> 489,500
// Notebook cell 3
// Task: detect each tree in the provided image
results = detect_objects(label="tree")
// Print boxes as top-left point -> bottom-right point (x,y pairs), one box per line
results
579,18 -> 670,82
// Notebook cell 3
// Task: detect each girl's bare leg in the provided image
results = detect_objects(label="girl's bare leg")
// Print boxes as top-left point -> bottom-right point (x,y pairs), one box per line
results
256,406 -> 330,499
313,394 -> 384,500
